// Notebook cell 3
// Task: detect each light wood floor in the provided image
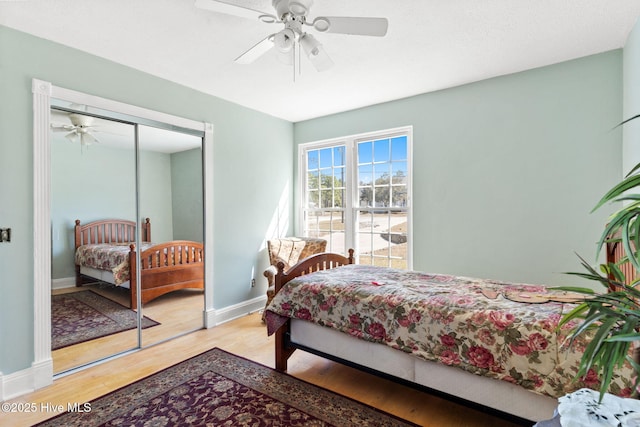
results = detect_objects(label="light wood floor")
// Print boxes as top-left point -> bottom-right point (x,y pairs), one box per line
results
2,306 -> 527,426
52,283 -> 204,373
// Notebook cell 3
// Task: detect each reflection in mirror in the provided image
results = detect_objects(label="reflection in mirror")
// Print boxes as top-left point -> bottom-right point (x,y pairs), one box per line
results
50,107 -> 139,374
137,125 -> 205,347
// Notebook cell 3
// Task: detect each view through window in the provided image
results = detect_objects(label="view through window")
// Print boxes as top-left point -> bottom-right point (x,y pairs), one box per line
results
301,128 -> 411,269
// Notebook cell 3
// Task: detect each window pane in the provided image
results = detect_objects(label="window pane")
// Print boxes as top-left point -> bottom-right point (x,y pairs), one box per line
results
391,136 -> 407,161
307,189 -> 319,209
319,148 -> 333,168
358,141 -> 372,164
320,189 -> 333,208
359,187 -> 372,207
307,150 -> 319,169
392,162 -> 407,184
375,187 -> 389,207
391,186 -> 407,207
333,146 -> 345,166
374,165 -> 389,183
359,211 -> 374,231
359,164 -> 373,185
334,188 -> 345,208
334,167 -> 345,187
374,139 -> 390,162
307,170 -> 319,190
320,169 -> 332,189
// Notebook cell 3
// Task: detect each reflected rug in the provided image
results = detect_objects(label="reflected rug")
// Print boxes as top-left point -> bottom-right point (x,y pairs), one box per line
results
35,348 -> 416,426
52,290 -> 159,350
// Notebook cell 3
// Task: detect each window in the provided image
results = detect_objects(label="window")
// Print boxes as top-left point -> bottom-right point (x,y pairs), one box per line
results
300,127 -> 412,269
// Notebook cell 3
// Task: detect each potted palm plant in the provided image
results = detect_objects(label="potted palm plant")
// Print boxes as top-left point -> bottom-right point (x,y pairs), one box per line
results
559,114 -> 640,402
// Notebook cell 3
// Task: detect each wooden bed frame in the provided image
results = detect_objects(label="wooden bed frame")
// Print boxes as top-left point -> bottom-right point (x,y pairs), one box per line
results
270,249 -> 603,423
74,218 -> 204,309
274,249 -> 355,371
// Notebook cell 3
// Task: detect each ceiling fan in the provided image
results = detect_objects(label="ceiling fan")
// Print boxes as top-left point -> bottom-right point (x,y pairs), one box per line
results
51,110 -> 101,149
194,0 -> 388,73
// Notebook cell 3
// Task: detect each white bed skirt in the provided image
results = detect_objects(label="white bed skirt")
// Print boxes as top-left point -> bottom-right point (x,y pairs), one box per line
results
79,266 -> 130,289
290,319 -> 557,422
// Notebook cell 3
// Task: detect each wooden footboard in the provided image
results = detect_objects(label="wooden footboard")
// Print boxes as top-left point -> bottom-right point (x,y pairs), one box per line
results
274,249 -> 354,371
129,240 -> 204,309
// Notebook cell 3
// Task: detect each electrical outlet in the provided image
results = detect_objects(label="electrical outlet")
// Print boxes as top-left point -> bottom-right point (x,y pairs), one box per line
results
251,278 -> 256,288
0,228 -> 11,243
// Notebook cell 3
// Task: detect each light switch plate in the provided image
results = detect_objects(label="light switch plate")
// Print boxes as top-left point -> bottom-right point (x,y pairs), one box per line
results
0,228 -> 11,242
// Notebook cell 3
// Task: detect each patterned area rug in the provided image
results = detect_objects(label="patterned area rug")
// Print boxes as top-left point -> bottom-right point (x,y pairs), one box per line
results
52,290 -> 159,350
36,348 -> 416,426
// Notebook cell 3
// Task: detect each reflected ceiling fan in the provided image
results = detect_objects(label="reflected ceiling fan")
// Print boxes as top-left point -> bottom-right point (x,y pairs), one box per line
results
51,108 -> 101,149
195,0 -> 388,74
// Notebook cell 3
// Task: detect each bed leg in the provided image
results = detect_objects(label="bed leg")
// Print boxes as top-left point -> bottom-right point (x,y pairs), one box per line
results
129,245 -> 138,310
130,289 -> 138,310
275,321 -> 295,372
75,265 -> 82,287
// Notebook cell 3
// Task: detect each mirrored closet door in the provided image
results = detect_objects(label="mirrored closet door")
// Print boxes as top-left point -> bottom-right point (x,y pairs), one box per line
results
49,100 -> 206,375
137,125 -> 205,347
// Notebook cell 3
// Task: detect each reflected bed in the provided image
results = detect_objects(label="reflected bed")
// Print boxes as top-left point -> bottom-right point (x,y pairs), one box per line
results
74,218 -> 204,308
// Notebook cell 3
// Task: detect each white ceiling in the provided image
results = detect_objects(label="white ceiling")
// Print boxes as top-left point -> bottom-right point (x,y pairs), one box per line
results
2,0 -> 640,122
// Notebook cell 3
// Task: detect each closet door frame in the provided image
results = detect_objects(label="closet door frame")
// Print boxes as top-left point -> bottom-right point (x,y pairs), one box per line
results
32,79 -> 215,389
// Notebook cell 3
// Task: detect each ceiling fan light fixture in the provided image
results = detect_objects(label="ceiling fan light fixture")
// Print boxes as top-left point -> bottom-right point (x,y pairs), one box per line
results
300,33 -> 333,72
68,112 -> 94,128
288,0 -> 313,16
274,28 -> 295,53
276,48 -> 294,65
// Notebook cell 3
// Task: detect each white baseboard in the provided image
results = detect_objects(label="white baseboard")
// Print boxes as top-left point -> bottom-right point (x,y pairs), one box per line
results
51,277 -> 75,290
0,358 -> 53,402
1,296 -> 267,401
207,295 -> 267,327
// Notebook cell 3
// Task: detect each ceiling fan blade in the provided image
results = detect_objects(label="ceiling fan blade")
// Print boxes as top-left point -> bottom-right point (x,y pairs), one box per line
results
312,16 -> 388,37
194,0 -> 275,22
82,133 -> 100,146
234,34 -> 275,64
65,131 -> 79,144
50,123 -> 75,132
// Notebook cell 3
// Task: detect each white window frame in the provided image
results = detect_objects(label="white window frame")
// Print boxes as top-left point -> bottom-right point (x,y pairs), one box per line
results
298,126 -> 413,269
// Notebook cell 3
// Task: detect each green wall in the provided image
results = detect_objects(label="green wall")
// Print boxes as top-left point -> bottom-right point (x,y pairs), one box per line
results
171,148 -> 204,242
294,51 -> 623,288
51,141 -> 139,280
624,19 -> 640,174
0,25 -> 293,375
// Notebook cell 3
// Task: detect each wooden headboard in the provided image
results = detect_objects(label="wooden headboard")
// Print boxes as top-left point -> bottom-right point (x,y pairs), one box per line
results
74,218 -> 151,249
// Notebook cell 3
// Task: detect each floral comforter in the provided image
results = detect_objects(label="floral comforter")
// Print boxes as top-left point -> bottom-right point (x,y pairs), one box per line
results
265,264 -> 635,399
75,243 -> 154,285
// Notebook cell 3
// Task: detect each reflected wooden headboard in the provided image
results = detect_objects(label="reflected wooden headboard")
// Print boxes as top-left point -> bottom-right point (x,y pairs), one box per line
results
74,218 -> 151,249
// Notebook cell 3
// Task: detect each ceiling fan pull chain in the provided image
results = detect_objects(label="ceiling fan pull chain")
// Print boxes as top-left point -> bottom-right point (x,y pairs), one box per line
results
293,42 -> 297,83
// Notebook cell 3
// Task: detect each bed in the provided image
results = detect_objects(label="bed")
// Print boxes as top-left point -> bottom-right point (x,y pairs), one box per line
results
74,218 -> 204,309
264,250 -> 636,424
